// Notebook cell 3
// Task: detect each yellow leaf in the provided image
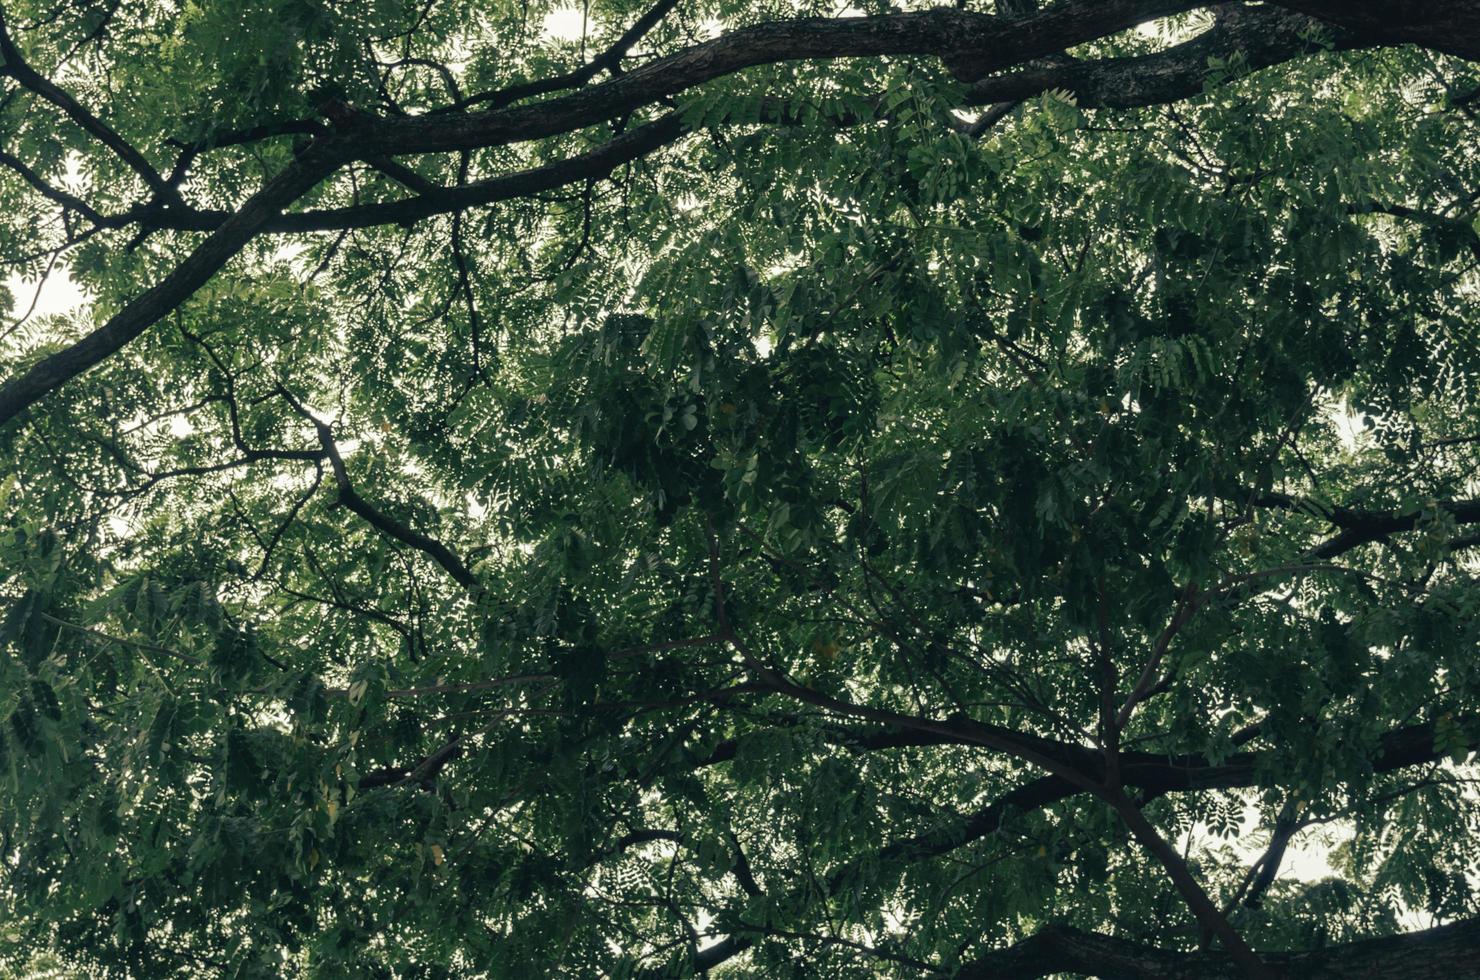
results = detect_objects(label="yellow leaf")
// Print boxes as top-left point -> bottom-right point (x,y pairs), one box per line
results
430,844 -> 445,866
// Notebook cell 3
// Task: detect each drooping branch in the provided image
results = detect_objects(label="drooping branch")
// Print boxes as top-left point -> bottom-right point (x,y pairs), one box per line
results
100,445 -> 328,501
279,389 -> 486,598
0,147 -> 105,222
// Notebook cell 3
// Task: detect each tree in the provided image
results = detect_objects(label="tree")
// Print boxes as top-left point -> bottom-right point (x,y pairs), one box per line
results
1,0 -> 1479,976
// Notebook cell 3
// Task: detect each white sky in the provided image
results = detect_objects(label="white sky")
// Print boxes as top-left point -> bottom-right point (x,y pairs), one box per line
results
541,7 -> 587,41
4,265 -> 89,342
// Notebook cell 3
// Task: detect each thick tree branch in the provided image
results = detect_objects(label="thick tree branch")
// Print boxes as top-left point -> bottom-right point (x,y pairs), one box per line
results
684,710 -> 1476,975
0,0 -> 1460,432
964,6 -> 1357,109
1104,785 -> 1270,977
0,0 -> 1421,432
1237,799 -> 1302,911
1273,0 -> 1480,62
1252,492 -> 1480,559
750,667 -> 1107,792
93,11 -> 1372,239
953,916 -> 1480,980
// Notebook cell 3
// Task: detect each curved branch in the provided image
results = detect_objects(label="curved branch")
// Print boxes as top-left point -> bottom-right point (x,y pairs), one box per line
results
0,0 -> 1450,430
131,113 -> 689,234
0,147 -> 104,221
685,710 -> 1475,974
111,10 -> 1369,240
351,0 -> 1204,156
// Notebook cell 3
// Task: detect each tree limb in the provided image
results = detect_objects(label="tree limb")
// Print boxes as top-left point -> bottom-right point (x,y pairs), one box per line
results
953,916 -> 1480,979
964,5 -> 1357,109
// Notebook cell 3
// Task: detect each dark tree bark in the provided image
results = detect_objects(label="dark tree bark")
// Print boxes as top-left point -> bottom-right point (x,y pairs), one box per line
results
956,918 -> 1480,979
1275,0 -> 1480,61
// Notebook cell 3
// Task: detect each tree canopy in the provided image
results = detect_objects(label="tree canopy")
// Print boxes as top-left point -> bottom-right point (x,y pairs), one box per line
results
2,1 -> 1480,977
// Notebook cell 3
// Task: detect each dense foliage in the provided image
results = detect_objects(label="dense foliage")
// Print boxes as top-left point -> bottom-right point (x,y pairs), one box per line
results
2,1 -> 1479,977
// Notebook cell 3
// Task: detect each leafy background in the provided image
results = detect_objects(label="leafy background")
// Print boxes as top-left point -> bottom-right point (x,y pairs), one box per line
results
1,1 -> 1478,976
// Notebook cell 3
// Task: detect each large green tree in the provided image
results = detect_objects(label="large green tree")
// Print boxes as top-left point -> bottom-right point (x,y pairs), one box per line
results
2,0 -> 1480,976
